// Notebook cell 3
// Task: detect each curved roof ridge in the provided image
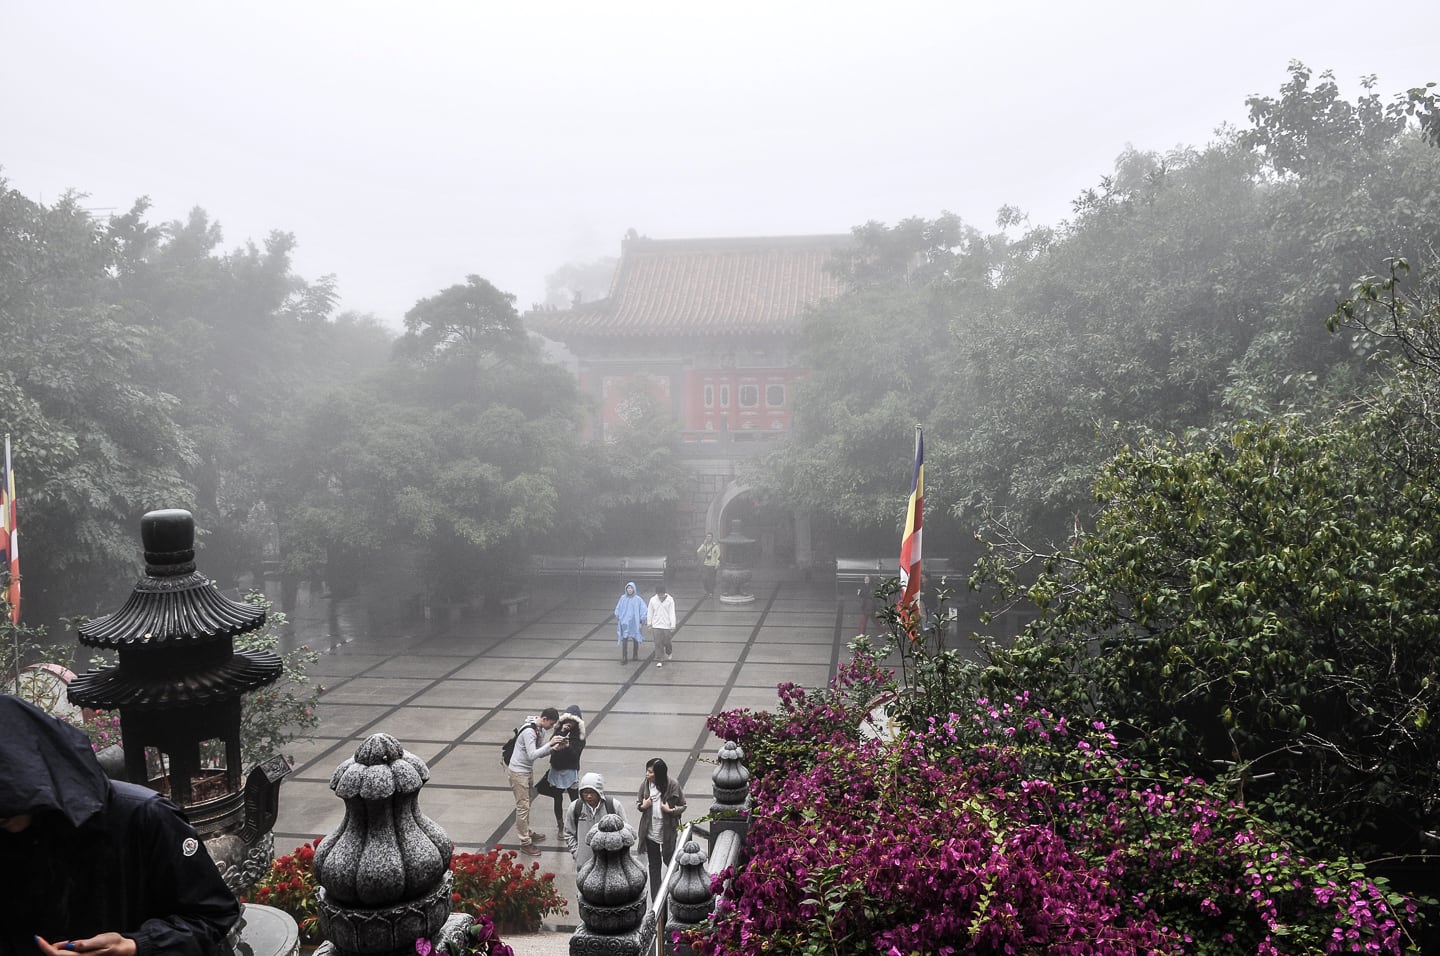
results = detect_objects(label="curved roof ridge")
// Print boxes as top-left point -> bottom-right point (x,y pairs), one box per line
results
527,232 -> 852,339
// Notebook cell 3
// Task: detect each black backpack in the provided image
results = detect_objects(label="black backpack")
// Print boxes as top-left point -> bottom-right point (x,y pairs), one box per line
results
500,721 -> 536,766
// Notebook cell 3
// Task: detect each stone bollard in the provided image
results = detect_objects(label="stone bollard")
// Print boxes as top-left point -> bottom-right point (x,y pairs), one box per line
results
311,733 -> 473,956
708,740 -> 751,851
665,839 -> 714,955
571,814 -> 656,955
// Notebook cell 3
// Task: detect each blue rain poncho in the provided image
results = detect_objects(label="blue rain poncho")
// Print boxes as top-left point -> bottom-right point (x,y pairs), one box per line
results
614,581 -> 648,643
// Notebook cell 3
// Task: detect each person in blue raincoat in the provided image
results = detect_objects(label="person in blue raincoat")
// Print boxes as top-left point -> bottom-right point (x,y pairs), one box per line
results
613,581 -> 648,664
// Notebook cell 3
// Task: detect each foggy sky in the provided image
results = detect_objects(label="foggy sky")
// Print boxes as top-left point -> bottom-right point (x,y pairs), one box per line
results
4,1 -> 1436,328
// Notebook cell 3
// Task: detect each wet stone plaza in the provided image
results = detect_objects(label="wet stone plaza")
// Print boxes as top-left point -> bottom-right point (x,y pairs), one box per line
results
270,575 -> 857,926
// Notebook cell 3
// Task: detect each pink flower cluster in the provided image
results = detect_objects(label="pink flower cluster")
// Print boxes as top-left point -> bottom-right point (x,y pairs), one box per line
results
695,658 -> 1423,955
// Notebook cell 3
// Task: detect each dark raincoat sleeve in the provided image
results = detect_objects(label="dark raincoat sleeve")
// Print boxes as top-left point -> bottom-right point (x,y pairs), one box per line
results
123,793 -> 240,956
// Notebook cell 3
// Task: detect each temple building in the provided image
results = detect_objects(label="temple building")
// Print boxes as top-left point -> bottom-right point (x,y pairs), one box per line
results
526,232 -> 852,569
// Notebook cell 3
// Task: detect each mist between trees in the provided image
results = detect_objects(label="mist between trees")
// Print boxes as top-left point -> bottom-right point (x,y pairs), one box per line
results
7,57 -> 1440,936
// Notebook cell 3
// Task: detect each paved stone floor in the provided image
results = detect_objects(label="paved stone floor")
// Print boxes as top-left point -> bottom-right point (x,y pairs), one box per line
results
269,574 -> 861,941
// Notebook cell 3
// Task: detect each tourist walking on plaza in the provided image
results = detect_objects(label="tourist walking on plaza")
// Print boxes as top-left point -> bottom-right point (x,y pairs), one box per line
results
613,581 -> 647,663
0,696 -> 241,956
506,706 -> 560,856
535,705 -> 586,830
564,772 -> 628,872
857,574 -> 878,638
647,583 -> 677,666
696,532 -> 720,597
635,757 -> 686,900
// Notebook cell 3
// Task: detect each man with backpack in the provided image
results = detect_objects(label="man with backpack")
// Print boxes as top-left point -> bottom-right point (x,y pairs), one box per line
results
505,707 -> 560,856
564,772 -> 629,871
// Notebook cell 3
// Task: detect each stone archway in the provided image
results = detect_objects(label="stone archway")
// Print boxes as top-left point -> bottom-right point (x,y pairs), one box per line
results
706,481 -> 810,569
706,480 -> 750,538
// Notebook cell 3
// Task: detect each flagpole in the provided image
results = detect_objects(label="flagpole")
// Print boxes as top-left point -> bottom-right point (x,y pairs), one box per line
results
898,424 -> 924,625
5,433 -> 17,696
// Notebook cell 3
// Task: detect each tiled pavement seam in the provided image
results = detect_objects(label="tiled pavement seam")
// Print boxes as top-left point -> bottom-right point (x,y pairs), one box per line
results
271,581 -> 842,849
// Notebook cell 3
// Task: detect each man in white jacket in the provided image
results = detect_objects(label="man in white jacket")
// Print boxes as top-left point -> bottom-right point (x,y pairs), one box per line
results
647,584 -> 677,666
564,771 -> 629,871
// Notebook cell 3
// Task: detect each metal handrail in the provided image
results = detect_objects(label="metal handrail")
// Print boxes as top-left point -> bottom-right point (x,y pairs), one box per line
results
649,821 -> 699,954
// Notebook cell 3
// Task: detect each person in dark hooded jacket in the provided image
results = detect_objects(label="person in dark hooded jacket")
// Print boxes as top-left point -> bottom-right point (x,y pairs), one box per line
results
0,695 -> 241,956
534,704 -> 585,831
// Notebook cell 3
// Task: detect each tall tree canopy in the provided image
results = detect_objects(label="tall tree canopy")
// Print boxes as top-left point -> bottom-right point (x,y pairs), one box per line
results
0,183 -> 390,623
757,64 -> 1440,549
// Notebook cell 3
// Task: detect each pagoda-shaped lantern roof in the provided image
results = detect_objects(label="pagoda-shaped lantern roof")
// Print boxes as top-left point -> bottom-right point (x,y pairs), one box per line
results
69,509 -> 282,710
525,233 -> 852,344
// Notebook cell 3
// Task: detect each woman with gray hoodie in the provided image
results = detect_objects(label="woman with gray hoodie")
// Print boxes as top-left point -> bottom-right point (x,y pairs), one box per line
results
564,771 -> 629,872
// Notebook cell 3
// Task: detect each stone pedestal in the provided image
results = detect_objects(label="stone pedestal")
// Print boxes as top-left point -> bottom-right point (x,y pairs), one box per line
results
572,814 -> 656,956
236,903 -> 300,956
708,740 -> 752,840
717,520 -> 756,606
312,734 -> 454,956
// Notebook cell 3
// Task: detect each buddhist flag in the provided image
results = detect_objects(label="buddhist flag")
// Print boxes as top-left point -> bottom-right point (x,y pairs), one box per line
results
898,426 -> 923,617
1,435 -> 17,624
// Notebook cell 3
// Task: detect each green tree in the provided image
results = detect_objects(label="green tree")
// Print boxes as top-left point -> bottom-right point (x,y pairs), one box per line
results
570,381 -> 688,553
0,184 -> 196,621
969,401 -> 1440,862
267,276 -> 586,606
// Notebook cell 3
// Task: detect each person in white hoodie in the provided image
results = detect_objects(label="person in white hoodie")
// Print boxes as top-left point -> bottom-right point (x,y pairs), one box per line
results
564,771 -> 629,872
646,583 -> 677,666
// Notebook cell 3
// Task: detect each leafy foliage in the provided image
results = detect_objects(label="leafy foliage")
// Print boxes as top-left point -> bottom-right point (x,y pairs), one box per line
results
970,410 -> 1440,860
700,660 -> 1425,954
242,840 -> 564,943
266,276 -> 586,602
756,65 -> 1440,547
244,837 -> 323,942
447,847 -> 566,933
232,592 -> 321,768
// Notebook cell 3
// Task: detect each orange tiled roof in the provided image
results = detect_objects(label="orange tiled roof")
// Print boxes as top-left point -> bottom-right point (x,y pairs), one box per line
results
527,234 -> 851,339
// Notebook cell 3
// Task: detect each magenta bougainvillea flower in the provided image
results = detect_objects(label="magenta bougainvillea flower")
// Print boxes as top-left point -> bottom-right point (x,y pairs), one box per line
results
692,654 -> 1423,955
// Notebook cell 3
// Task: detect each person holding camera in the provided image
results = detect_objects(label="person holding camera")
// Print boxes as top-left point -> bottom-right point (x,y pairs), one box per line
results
507,706 -> 561,857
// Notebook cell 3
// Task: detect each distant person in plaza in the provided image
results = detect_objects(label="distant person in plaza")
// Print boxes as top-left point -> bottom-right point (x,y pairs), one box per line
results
635,757 -> 686,901
935,575 -> 955,645
506,705 -> 561,857
613,581 -> 648,664
857,574 -> 878,637
535,705 -> 586,831
564,771 -> 628,872
647,583 -> 677,666
696,532 -> 721,597
0,695 -> 241,956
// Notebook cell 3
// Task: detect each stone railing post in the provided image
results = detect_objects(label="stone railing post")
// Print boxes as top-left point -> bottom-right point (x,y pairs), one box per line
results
708,740 -> 751,850
572,813 -> 656,955
311,733 -> 473,956
664,839 -> 714,956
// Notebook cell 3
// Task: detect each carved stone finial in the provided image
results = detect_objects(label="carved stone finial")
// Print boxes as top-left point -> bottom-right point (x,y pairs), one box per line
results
313,734 -> 455,956
572,814 -> 656,955
666,840 -> 714,926
710,740 -> 751,816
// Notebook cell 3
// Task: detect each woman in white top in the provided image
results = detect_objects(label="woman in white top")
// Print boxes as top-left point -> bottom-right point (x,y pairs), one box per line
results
634,757 -> 686,901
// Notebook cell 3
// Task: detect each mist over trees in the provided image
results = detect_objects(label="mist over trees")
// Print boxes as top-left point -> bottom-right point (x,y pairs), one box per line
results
3,62 -> 1436,673
0,188 -> 393,622
749,62 -> 1440,890
760,65 -> 1440,553
0,192 -> 670,629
